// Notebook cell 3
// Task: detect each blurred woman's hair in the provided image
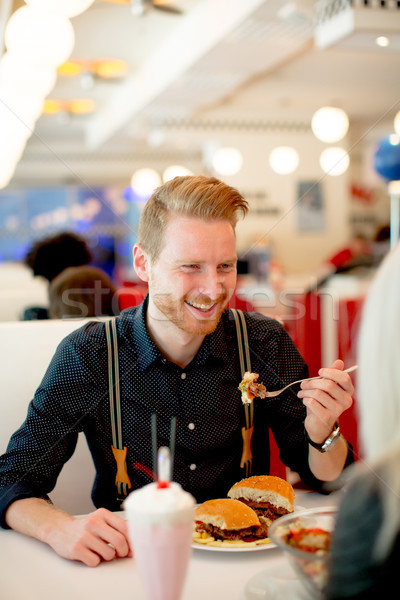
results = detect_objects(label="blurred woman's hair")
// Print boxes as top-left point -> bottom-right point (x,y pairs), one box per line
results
357,241 -> 400,558
49,266 -> 118,319
138,175 -> 248,263
25,232 -> 92,282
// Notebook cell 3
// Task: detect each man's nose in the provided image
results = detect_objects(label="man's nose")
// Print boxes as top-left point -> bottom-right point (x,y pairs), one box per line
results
200,269 -> 223,297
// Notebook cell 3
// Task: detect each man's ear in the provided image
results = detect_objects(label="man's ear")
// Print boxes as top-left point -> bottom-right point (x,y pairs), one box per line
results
133,244 -> 150,282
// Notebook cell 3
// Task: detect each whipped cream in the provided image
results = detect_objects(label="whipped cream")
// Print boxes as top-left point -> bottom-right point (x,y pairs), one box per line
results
124,482 -> 195,525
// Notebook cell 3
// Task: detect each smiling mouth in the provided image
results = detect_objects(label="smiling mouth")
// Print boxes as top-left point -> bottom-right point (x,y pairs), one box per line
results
185,299 -> 218,312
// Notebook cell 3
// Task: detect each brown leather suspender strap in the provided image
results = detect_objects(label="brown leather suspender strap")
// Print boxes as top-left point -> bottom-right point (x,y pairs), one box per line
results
105,318 -> 131,499
231,309 -> 254,478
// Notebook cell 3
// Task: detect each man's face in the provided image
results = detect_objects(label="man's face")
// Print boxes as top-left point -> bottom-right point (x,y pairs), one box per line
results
146,215 -> 237,336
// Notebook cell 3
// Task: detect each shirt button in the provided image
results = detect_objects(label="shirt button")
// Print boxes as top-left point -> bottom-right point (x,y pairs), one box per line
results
181,372 -> 186,380
188,422 -> 195,430
189,463 -> 197,471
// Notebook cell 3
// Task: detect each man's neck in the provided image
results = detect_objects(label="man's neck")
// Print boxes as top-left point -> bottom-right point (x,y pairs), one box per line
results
145,304 -> 205,369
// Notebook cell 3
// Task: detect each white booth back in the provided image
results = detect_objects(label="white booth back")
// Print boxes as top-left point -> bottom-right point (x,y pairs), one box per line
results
0,318 -> 105,515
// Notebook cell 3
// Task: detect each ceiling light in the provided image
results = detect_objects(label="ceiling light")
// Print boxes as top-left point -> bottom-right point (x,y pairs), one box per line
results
319,147 -> 349,176
58,61 -> 84,77
212,147 -> 243,177
269,146 -> 299,175
43,99 -> 65,114
394,111 -> 400,136
58,59 -> 129,80
130,168 -> 162,197
162,165 -> 193,182
95,59 -> 129,79
42,98 -> 96,115
68,99 -> 96,114
376,36 -> 390,48
311,107 -> 349,143
5,6 -> 75,68
0,53 -> 57,97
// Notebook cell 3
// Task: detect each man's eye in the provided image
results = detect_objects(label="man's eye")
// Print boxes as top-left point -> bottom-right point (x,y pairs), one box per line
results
219,263 -> 235,271
182,264 -> 200,271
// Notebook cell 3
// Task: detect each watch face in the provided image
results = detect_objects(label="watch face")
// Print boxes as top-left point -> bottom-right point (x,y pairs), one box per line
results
321,427 -> 341,452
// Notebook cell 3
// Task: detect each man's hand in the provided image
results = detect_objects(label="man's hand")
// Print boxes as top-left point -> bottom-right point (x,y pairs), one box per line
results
297,359 -> 354,445
46,508 -> 131,567
5,498 -> 131,567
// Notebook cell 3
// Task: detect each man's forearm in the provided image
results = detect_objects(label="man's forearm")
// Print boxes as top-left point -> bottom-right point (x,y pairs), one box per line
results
5,496 -> 130,566
5,497 -> 72,544
308,436 -> 349,482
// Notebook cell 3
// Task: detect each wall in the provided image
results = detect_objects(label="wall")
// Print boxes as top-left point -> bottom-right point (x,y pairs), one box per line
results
203,129 -> 351,274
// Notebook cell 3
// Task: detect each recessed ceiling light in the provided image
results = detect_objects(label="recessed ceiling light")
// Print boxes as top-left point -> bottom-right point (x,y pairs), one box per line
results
376,36 -> 390,48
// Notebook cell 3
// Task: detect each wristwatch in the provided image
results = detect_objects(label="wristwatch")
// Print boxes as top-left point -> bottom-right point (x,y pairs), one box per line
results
305,422 -> 341,453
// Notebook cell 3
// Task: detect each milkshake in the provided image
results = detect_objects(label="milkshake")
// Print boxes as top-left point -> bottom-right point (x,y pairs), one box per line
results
124,453 -> 195,600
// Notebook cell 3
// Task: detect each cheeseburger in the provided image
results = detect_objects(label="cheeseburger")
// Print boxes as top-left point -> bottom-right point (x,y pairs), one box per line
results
228,475 -> 294,535
194,498 -> 264,542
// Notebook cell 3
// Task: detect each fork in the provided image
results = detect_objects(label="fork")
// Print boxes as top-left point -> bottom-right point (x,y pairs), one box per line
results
264,365 -> 358,398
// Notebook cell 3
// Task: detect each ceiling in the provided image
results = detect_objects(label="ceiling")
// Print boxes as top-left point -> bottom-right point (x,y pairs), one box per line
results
4,0 -> 400,186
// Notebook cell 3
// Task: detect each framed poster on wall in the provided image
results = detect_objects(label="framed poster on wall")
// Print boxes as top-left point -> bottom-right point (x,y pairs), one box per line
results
297,180 -> 324,232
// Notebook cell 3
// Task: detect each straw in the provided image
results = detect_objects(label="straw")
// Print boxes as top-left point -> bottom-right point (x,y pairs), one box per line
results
169,416 -> 177,480
151,412 -> 158,480
151,413 -> 177,484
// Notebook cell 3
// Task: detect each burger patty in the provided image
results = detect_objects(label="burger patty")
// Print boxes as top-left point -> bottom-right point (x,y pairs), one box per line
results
196,522 -> 265,541
236,498 -> 291,521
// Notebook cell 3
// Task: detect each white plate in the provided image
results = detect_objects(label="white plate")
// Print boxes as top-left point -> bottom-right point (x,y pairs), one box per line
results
192,506 -> 305,553
192,539 -> 275,552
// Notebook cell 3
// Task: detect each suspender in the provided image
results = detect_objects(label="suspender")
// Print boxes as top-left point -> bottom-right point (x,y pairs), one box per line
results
105,310 -> 254,497
230,309 -> 254,478
105,318 -> 131,499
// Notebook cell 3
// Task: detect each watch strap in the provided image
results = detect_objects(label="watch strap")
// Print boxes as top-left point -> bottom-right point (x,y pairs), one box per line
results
305,422 -> 341,453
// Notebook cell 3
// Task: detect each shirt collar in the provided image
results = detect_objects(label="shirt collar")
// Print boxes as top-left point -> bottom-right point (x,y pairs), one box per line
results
126,299 -> 231,371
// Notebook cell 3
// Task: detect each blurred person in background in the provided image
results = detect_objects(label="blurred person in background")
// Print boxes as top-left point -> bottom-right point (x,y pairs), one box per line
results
324,233 -> 373,273
25,231 -> 92,283
22,232 -> 93,319
49,266 -> 118,319
325,242 -> 400,599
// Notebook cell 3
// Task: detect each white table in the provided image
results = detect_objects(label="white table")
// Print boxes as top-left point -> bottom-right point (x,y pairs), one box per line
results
0,491 -> 340,600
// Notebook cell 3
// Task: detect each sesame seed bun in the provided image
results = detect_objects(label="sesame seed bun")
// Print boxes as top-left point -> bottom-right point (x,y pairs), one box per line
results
227,476 -> 295,513
195,498 -> 260,530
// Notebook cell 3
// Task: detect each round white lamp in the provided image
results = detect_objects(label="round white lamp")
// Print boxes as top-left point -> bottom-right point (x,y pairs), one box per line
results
212,147 -> 243,176
394,111 -> 400,136
5,6 -> 75,68
162,165 -> 193,182
0,53 -> 57,98
319,147 -> 350,176
130,168 -> 162,197
269,146 -> 299,174
311,107 -> 349,143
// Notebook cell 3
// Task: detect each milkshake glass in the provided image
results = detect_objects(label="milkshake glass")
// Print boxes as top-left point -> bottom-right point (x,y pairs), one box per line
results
124,458 -> 195,600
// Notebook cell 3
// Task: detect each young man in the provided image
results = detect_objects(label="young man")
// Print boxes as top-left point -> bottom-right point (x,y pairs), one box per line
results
0,176 -> 354,566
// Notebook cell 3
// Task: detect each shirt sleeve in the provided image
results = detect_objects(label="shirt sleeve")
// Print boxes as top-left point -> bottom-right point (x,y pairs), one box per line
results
251,316 -> 354,492
0,327 -> 100,528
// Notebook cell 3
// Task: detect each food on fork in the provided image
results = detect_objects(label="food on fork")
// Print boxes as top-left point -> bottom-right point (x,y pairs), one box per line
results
193,498 -> 271,547
238,371 -> 267,405
228,475 -> 295,536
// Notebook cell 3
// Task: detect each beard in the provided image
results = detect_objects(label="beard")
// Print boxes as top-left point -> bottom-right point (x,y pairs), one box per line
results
151,291 -> 230,336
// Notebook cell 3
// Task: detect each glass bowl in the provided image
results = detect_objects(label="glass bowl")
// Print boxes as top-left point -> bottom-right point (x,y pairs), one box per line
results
268,506 -> 338,599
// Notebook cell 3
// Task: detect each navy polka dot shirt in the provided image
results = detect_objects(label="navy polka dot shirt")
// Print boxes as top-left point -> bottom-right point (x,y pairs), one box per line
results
0,299 -> 337,525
